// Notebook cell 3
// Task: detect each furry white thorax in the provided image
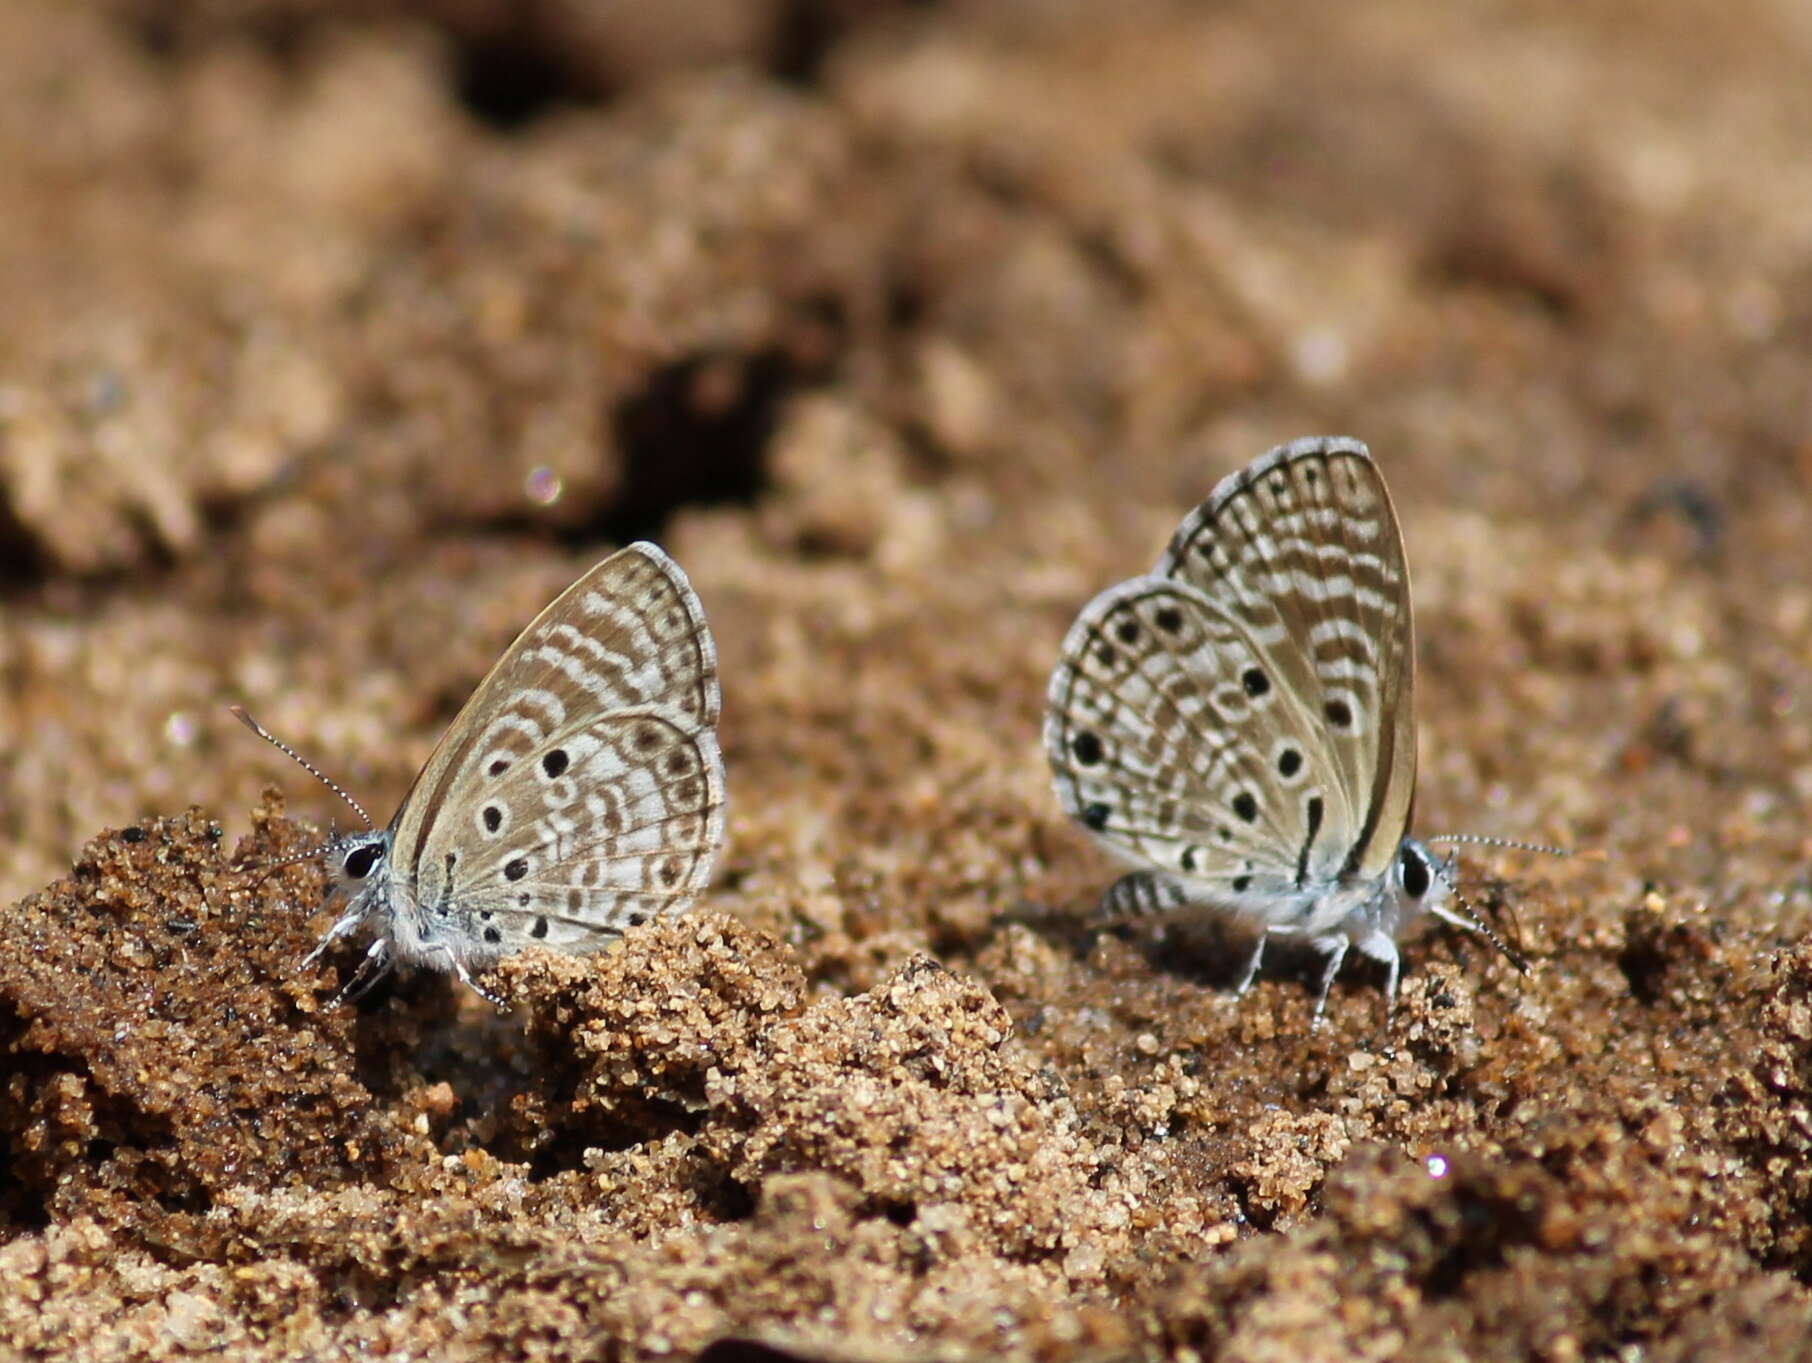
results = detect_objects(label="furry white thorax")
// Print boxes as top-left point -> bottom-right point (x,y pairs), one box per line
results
308,829 -> 446,976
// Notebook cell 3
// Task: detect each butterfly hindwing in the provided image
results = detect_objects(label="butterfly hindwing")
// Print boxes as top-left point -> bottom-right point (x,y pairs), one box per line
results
1045,574 -> 1353,900
418,707 -> 724,956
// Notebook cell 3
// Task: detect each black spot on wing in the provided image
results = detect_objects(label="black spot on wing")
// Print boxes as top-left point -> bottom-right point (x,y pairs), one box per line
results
1295,796 -> 1324,888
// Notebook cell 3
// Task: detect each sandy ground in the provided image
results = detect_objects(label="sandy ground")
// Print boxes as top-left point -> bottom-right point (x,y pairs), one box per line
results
4,1 -> 1812,1358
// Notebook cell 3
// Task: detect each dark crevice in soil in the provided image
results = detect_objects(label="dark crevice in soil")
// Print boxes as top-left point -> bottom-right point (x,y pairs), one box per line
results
687,1158 -> 759,1224
0,1024 -> 203,1232
451,20 -> 610,132
1617,934 -> 1674,1008
0,1012 -> 58,1232
602,346 -> 804,544
698,1341 -> 831,1363
521,1097 -> 710,1182
769,0 -> 841,88
0,508 -> 47,596
346,974 -> 466,1102
770,0 -> 944,89
1414,1194 -> 1541,1299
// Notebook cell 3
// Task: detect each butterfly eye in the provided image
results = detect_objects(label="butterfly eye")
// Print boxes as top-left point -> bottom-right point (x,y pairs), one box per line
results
343,843 -> 384,880
1400,846 -> 1431,899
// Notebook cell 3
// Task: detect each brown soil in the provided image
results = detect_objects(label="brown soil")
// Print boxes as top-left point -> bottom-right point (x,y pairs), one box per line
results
4,2 -> 1812,1359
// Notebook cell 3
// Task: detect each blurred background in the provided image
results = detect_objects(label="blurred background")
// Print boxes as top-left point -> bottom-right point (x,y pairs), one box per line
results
6,5 -> 1812,1358
1,0 -> 1809,932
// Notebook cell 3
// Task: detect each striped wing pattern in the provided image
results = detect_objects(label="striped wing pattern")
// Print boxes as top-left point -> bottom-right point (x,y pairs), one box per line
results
385,543 -> 725,967
1045,437 -> 1415,923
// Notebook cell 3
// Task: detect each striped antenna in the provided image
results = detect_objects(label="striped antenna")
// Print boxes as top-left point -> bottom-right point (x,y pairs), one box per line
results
1424,833 -> 1574,858
231,836 -> 351,878
230,705 -> 374,831
1428,859 -> 1532,976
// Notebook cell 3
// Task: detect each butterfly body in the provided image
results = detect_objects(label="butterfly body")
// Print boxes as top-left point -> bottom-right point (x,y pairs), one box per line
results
281,542 -> 725,998
1046,437 -> 1476,1016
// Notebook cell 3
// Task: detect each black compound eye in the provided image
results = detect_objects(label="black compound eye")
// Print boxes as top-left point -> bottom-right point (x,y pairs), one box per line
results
1400,846 -> 1431,899
343,843 -> 384,880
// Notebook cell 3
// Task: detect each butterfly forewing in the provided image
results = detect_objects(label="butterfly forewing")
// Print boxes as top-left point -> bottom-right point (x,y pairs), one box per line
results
477,542 -> 719,732
1157,440 -> 1415,881
389,543 -> 725,958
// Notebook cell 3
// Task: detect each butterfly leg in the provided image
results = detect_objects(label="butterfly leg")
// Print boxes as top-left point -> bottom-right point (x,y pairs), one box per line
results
1353,932 -> 1403,1016
1309,937 -> 1350,1022
301,902 -> 368,969
423,941 -> 509,1010
332,937 -> 394,1004
1232,931 -> 1267,996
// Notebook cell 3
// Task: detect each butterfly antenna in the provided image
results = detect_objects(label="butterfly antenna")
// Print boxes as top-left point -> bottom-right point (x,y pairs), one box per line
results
235,843 -> 337,878
230,705 -> 375,831
1429,859 -> 1532,977
1424,833 -> 1575,859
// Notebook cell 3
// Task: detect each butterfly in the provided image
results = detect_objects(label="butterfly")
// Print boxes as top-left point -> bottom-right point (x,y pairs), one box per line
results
236,542 -> 725,1003
1044,436 -> 1525,1019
